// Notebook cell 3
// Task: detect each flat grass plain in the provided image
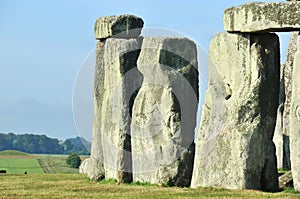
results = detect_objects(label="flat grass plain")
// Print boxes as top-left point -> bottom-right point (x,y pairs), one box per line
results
0,174 -> 300,199
1,150 -> 300,198
0,150 -> 79,174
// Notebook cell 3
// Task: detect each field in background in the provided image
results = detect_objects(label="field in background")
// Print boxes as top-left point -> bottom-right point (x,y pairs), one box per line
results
0,150 -> 85,174
0,174 -> 299,199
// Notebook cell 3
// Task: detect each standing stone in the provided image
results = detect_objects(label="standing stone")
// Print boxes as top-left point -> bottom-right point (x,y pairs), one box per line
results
79,41 -> 106,181
290,35 -> 300,191
273,63 -> 286,169
273,103 -> 284,169
131,37 -> 198,187
283,32 -> 300,169
191,32 -> 279,191
100,38 -> 143,182
223,2 -> 300,33
94,15 -> 144,40
83,15 -> 144,183
274,32 -> 300,170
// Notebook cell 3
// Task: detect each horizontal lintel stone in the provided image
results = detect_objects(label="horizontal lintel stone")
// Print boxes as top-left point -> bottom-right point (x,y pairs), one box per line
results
94,14 -> 144,40
224,2 -> 300,33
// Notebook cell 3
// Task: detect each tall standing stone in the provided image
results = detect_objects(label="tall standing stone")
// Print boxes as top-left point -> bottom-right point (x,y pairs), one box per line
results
273,32 -> 300,170
191,32 -> 279,191
290,35 -> 300,191
79,41 -> 106,181
81,15 -> 144,183
131,37 -> 198,187
100,38 -> 143,182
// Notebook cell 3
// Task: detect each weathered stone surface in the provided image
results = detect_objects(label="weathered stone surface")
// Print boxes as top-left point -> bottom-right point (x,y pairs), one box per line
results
191,32 -> 279,191
273,103 -> 284,169
224,2 -> 300,33
290,35 -> 300,191
273,63 -> 286,169
131,37 -> 198,187
87,38 -> 143,183
80,41 -> 106,181
274,33 -> 300,170
282,32 -> 300,169
79,157 -> 105,181
279,171 -> 293,189
94,15 -> 144,40
100,38 -> 143,182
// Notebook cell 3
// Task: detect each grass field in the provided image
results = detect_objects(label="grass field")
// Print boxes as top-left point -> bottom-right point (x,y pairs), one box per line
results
0,150 -> 300,198
0,174 -> 299,199
0,159 -> 44,174
0,150 -> 80,174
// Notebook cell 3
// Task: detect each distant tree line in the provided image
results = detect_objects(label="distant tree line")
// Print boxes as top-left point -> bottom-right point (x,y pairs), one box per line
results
0,133 -> 90,155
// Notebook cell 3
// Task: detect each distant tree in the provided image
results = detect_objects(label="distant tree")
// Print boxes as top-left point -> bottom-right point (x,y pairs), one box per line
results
66,153 -> 81,168
0,133 -> 89,155
62,137 -> 90,155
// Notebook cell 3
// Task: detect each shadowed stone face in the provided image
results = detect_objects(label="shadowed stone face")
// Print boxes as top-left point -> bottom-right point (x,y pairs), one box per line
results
224,2 -> 300,33
191,32 -> 279,191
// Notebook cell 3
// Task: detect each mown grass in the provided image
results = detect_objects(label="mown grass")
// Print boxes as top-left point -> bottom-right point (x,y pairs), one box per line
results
0,159 -> 44,174
0,174 -> 299,199
37,155 -> 79,174
0,150 -> 80,174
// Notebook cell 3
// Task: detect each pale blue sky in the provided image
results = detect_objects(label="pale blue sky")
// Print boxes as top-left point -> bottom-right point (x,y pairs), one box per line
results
0,0 -> 290,140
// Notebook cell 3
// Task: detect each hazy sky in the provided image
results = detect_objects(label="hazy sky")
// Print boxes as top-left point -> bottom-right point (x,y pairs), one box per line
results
0,0 -> 290,140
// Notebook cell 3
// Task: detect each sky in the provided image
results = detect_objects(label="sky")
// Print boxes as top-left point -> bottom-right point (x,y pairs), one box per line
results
0,0 -> 290,141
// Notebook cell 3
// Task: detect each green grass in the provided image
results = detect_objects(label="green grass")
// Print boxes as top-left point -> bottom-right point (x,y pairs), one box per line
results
0,174 -> 299,199
0,150 -> 30,156
37,155 -> 79,174
0,159 -> 44,174
278,168 -> 291,173
0,150 -> 80,174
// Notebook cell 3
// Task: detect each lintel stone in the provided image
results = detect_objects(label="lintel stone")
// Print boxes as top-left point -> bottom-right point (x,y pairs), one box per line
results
224,2 -> 300,33
94,14 -> 144,40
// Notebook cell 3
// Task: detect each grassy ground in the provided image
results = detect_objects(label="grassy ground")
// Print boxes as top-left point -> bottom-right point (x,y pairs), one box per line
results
37,155 -> 79,173
0,159 -> 44,174
0,150 -> 80,174
0,174 -> 299,199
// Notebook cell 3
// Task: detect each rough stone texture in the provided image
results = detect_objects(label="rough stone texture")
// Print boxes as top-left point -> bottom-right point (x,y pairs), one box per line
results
281,32 -> 300,169
131,37 -> 198,187
274,32 -> 300,170
191,32 -> 279,191
273,63 -> 286,169
79,157 -> 105,181
279,171 -> 293,189
99,38 -> 143,182
224,2 -> 300,33
94,15 -> 144,40
273,103 -> 284,169
80,41 -> 106,181
290,35 -> 300,191
87,38 -> 143,183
